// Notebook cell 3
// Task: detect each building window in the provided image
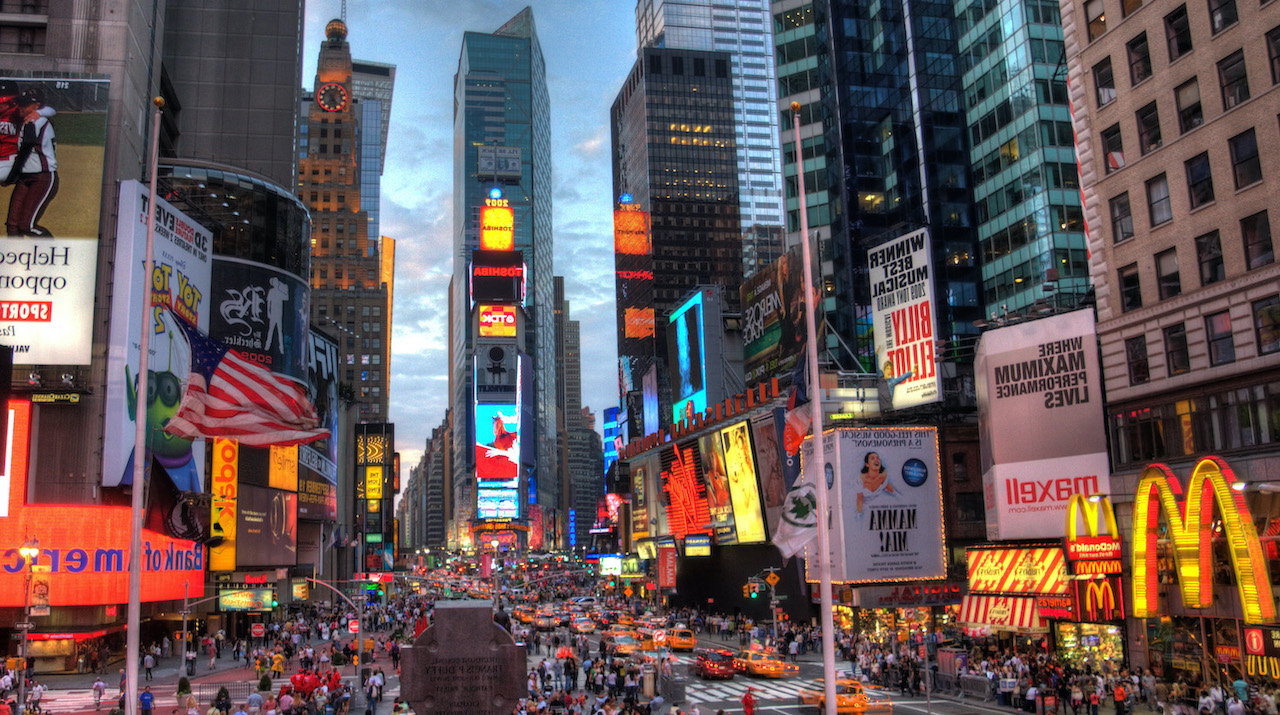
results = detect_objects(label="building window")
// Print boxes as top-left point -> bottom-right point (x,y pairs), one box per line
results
1254,295 -> 1280,354
1185,152 -> 1215,208
1269,26 -> 1280,84
1126,336 -> 1151,384
1205,311 -> 1236,365
1164,323 -> 1191,375
1094,58 -> 1118,105
1196,230 -> 1225,285
1128,33 -> 1153,84
1208,0 -> 1237,33
1166,6 -> 1193,60
1136,102 -> 1162,153
1147,173 -> 1172,225
1102,124 -> 1125,173
1176,79 -> 1203,132
1156,248 -> 1181,299
1087,0 -> 1107,40
0,25 -> 46,54
1228,129 -> 1262,188
1242,211 -> 1274,268
1111,192 -> 1135,243
1120,263 -> 1143,312
1124,0 -> 1145,15
1218,50 -> 1251,109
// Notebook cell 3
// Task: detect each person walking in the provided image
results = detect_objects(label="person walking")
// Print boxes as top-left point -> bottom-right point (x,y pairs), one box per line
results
143,652 -> 155,681
92,676 -> 106,710
741,687 -> 758,715
138,686 -> 154,715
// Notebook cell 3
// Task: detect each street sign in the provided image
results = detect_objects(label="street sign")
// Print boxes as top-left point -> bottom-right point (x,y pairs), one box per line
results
348,619 -> 359,634
251,623 -> 266,638
14,623 -> 33,631
623,587 -> 633,597
765,572 -> 780,588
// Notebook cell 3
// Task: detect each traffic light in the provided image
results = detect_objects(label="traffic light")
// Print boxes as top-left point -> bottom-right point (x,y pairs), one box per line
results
742,584 -> 750,598
750,584 -> 759,599
271,593 -> 279,608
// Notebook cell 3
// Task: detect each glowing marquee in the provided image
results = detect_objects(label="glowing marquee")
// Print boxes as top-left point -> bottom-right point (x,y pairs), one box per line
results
480,203 -> 514,251
1131,457 -> 1275,624
1064,494 -> 1122,574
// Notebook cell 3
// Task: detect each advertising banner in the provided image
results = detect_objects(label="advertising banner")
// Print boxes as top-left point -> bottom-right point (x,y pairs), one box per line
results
977,309 -> 1109,540
630,456 -> 654,542
301,330 -> 339,483
529,505 -> 545,551
104,181 -> 213,492
218,588 -> 273,612
684,533 -> 711,557
0,399 -> 204,606
209,438 -> 238,571
477,488 -> 519,519
297,469 -> 337,522
740,245 -> 811,385
831,427 -> 946,583
477,146 -> 522,179
0,73 -> 110,365
235,484 -> 297,568
478,304 -> 517,337
471,249 -> 524,305
753,412 -> 790,535
968,547 -> 1068,595
659,442 -> 711,540
854,582 -> 966,609
480,204 -> 515,251
475,402 -> 519,487
669,291 -> 706,423
27,566 -> 50,617
1073,575 -> 1125,621
720,421 -> 766,543
209,257 -> 309,383
698,432 -> 736,544
658,546 -> 677,589
1244,625 -> 1280,680
867,228 -> 939,410
269,445 -> 298,492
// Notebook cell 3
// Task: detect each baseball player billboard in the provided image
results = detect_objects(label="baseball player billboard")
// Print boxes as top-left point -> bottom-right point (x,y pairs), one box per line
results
0,73 -> 110,365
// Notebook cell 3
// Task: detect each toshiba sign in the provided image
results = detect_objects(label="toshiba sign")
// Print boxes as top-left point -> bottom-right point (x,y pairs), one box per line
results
478,305 -> 517,337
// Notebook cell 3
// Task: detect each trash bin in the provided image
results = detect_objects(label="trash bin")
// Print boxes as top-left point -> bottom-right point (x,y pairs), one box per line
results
642,666 -> 656,698
1038,693 -> 1058,715
662,675 -> 687,704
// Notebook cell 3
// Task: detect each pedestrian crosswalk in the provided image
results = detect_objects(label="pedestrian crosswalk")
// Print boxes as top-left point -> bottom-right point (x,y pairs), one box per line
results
684,677 -> 895,706
44,689 -> 181,712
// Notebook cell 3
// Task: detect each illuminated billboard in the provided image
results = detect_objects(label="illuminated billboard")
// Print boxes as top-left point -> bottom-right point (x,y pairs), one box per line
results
209,258 -> 310,382
868,228 -> 940,410
977,309 -> 1109,540
968,547 -> 1068,595
0,73 -> 110,366
104,181 -> 213,493
668,291 -> 707,423
0,400 -> 205,607
614,206 -> 651,255
475,403 -> 520,487
209,438 -> 238,571
599,555 -> 622,575
480,203 -> 514,251
720,421 -> 766,543
477,488 -> 519,519
478,304 -> 517,337
740,246 -> 813,385
470,249 -> 525,306
698,432 -> 736,544
658,442 -> 712,539
624,307 -> 654,339
235,485 -> 297,568
218,588 -> 274,612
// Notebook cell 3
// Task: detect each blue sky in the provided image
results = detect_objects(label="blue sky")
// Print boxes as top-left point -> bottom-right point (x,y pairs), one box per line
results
302,1 -> 636,475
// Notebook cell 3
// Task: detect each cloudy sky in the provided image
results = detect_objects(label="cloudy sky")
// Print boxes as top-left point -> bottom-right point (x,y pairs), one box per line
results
302,1 -> 636,477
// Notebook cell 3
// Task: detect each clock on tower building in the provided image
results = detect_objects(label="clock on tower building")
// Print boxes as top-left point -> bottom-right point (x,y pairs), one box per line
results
300,19 -> 393,422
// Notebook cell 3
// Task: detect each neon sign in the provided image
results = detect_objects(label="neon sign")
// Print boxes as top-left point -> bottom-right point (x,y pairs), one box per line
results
660,444 -> 711,539
1064,494 -> 1122,573
1131,457 -> 1275,623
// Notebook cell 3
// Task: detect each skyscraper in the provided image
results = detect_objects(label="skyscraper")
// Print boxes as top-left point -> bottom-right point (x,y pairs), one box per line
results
636,0 -> 786,263
451,8 -> 556,550
612,46 -> 744,437
300,20 -> 394,422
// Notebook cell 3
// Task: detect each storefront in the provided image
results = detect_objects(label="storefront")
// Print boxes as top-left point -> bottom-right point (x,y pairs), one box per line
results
961,547 -> 1068,654
1034,574 -> 1128,672
852,582 -> 966,647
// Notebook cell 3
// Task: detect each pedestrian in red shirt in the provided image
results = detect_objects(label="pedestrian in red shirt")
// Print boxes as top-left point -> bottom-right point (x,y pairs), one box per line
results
742,687 -> 758,715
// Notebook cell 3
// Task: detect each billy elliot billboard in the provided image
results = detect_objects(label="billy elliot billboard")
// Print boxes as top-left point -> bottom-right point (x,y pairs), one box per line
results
976,309 -> 1109,541
867,229 -> 940,411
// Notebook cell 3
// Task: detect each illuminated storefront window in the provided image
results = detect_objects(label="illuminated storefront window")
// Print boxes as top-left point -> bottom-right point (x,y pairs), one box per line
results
1056,623 -> 1125,671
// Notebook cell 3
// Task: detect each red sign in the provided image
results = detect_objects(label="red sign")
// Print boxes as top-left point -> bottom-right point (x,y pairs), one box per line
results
348,619 -> 359,634
244,574 -> 269,584
0,400 -> 204,607
657,546 -> 677,590
1071,575 -> 1126,621
1072,559 -> 1123,575
1066,536 -> 1121,561
659,444 -> 711,539
250,623 -> 266,638
1036,593 -> 1076,620
355,572 -> 393,584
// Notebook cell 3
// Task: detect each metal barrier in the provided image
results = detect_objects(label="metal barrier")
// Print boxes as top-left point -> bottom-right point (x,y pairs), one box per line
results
930,672 -> 957,696
194,681 -> 256,703
959,674 -> 995,702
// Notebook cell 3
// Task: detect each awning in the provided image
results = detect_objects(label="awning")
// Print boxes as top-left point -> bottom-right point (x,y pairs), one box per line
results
959,595 -> 1047,636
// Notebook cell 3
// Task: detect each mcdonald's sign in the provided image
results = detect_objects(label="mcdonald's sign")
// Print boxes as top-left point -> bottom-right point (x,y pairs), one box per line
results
1064,494 -> 1122,574
1244,625 -> 1280,680
1071,576 -> 1125,622
1132,457 -> 1276,624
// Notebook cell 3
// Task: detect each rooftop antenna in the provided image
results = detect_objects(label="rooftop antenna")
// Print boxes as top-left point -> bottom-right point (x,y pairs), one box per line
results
341,0 -> 346,22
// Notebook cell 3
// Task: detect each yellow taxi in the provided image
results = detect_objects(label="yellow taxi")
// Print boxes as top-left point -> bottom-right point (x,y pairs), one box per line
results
666,628 -> 697,652
796,679 -> 883,713
615,612 -> 635,626
605,624 -> 636,640
513,607 -> 534,624
733,648 -> 799,678
608,635 -> 642,657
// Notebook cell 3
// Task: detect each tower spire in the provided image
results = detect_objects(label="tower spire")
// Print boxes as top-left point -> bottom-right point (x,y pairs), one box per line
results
341,0 -> 346,22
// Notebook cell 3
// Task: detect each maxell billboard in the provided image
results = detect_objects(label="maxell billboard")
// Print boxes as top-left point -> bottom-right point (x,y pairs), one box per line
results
867,229 -> 939,410
976,309 -> 1109,540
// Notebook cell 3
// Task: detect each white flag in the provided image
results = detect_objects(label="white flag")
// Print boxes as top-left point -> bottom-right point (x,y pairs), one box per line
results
772,483 -> 819,559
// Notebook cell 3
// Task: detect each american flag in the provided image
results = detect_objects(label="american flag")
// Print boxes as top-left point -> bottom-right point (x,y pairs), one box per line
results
163,311 -> 329,446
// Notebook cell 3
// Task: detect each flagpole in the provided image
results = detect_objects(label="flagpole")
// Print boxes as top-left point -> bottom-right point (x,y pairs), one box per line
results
126,96 -> 165,715
791,101 -> 836,715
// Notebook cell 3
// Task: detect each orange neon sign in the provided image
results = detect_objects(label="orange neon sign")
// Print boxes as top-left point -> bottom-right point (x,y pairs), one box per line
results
480,205 -> 514,250
1132,457 -> 1275,623
614,208 -> 651,255
0,400 -> 204,606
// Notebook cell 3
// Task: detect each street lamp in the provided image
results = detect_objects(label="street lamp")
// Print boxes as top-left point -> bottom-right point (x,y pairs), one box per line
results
17,538 -> 39,713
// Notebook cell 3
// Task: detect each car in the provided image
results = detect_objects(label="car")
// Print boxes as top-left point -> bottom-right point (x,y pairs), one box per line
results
534,614 -> 558,630
570,596 -> 598,605
571,617 -> 596,634
796,679 -> 881,713
733,649 -> 799,678
615,612 -> 635,626
609,635 -> 641,657
691,648 -> 737,680
605,624 -> 636,640
513,607 -> 534,624
666,628 -> 697,652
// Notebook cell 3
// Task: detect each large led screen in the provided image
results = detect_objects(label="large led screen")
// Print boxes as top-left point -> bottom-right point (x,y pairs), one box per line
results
475,403 -> 519,488
668,291 -> 707,423
720,421 -> 766,543
698,431 -> 736,544
659,442 -> 711,540
235,485 -> 297,568
477,488 -> 519,519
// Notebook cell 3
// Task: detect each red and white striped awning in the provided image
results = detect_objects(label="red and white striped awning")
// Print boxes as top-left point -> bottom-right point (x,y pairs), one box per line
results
959,595 -> 1047,637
